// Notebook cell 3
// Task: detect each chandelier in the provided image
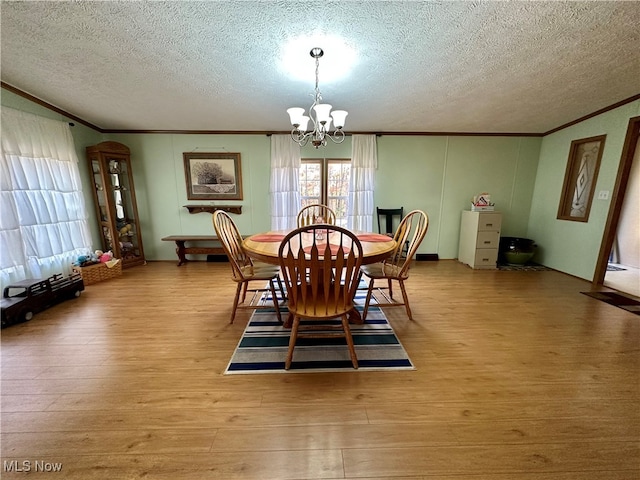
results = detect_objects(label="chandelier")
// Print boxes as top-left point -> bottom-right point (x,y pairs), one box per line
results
286,47 -> 348,148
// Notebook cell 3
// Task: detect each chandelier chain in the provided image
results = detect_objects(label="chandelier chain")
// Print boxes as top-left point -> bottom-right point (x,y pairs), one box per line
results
314,55 -> 320,98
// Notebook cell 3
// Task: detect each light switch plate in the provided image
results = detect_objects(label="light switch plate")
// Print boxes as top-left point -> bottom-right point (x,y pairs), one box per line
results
597,190 -> 610,200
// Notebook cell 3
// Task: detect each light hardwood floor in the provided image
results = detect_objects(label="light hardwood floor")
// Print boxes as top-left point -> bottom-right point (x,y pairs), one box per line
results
1,260 -> 638,479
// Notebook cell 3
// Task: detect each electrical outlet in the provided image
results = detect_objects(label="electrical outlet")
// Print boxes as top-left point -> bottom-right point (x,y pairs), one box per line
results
597,190 -> 610,200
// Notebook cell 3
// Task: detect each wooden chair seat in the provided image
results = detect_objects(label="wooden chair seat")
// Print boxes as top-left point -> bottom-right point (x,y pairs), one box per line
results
238,264 -> 281,280
359,262 -> 405,280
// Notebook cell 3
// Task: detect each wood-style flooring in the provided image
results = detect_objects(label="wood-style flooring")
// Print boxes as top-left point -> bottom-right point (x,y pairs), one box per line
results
1,260 -> 638,479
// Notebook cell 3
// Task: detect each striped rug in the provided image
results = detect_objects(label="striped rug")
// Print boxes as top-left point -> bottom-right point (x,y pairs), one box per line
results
224,289 -> 414,374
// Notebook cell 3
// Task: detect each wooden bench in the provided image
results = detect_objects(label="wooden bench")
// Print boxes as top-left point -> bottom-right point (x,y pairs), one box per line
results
161,235 -> 227,266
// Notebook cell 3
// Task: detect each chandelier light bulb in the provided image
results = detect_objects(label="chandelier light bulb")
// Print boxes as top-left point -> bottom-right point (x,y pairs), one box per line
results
331,110 -> 348,129
313,104 -> 332,124
298,116 -> 310,132
286,107 -> 305,127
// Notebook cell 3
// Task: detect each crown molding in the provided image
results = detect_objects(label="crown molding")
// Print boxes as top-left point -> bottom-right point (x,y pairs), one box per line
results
3,82 -> 638,138
543,93 -> 640,136
1,82 -> 102,131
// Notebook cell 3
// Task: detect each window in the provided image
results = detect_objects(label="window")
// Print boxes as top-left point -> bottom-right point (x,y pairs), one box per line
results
300,158 -> 350,226
1,107 -> 92,285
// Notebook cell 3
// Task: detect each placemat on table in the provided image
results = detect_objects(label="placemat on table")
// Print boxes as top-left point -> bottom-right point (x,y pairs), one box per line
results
357,233 -> 393,242
249,234 -> 286,242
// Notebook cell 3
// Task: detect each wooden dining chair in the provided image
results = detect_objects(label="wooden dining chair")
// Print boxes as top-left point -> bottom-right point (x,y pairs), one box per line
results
212,210 -> 283,324
359,209 -> 429,321
278,224 -> 363,369
297,204 -> 336,227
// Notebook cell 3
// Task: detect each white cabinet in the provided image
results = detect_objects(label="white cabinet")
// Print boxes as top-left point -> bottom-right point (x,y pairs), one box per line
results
458,211 -> 502,269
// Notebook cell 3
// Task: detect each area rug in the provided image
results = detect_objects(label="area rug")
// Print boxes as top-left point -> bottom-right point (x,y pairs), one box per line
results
581,291 -> 640,316
498,263 -> 551,271
607,264 -> 627,272
224,290 -> 415,374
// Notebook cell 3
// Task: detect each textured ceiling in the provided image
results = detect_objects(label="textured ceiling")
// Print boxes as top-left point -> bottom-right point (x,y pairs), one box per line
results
1,1 -> 639,134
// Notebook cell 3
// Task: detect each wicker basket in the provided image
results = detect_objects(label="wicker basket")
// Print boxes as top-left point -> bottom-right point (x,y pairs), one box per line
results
73,259 -> 122,285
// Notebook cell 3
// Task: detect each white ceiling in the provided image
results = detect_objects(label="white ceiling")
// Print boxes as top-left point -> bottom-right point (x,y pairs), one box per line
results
1,1 -> 639,134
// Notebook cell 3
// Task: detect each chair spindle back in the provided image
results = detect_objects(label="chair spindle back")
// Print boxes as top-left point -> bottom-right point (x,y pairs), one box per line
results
384,210 -> 429,277
279,224 -> 363,317
297,204 -> 337,227
212,210 -> 253,281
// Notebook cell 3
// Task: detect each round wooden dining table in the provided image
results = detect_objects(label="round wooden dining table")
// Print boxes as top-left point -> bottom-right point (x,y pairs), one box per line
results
243,229 -> 397,327
243,229 -> 397,266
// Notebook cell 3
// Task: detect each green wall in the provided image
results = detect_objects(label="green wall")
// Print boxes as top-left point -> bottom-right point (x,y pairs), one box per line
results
528,100 -> 640,280
102,133 -> 275,260
376,135 -> 541,259
4,86 -> 637,280
1,88 -> 545,263
96,132 -> 542,262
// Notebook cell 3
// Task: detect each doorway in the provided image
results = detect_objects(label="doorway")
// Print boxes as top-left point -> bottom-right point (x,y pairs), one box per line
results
594,116 -> 640,297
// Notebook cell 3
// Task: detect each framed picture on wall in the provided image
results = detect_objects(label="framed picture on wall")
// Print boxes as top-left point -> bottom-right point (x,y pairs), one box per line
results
183,152 -> 243,200
557,135 -> 606,222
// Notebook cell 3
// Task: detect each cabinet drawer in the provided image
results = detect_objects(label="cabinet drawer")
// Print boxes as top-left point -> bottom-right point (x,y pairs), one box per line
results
473,249 -> 498,268
475,231 -> 500,249
478,213 -> 502,231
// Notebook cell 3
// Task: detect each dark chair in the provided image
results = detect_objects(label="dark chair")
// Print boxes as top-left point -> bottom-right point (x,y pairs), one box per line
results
278,224 -> 363,369
377,207 -> 408,256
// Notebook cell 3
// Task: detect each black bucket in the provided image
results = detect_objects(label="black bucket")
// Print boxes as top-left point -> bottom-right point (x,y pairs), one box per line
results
499,237 -> 537,265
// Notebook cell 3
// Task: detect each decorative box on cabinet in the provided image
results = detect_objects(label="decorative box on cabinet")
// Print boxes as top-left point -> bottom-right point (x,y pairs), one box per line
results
86,142 -> 145,268
458,211 -> 502,269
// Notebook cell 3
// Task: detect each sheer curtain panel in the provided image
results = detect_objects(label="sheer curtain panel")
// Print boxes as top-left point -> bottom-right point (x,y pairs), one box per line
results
270,134 -> 301,230
347,134 -> 377,231
1,107 -> 92,287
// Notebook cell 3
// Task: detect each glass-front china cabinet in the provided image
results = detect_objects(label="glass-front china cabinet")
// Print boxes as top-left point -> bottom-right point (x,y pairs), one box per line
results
86,141 -> 145,268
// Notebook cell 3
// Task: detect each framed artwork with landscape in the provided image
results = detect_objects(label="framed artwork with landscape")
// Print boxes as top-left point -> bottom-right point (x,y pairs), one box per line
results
183,152 -> 243,200
557,135 -> 606,222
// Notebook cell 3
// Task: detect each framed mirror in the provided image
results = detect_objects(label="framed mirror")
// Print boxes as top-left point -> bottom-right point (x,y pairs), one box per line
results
557,135 -> 606,222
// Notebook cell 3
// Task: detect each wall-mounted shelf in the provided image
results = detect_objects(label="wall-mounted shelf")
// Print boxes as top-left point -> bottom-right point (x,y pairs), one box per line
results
184,205 -> 242,215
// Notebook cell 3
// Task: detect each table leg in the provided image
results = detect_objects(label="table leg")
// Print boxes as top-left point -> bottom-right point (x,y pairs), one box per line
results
348,308 -> 364,324
283,312 -> 294,329
175,241 -> 187,266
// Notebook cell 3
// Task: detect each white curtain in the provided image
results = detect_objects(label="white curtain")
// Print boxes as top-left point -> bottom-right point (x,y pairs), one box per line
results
0,107 -> 93,287
270,135 -> 301,230
347,134 -> 377,231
